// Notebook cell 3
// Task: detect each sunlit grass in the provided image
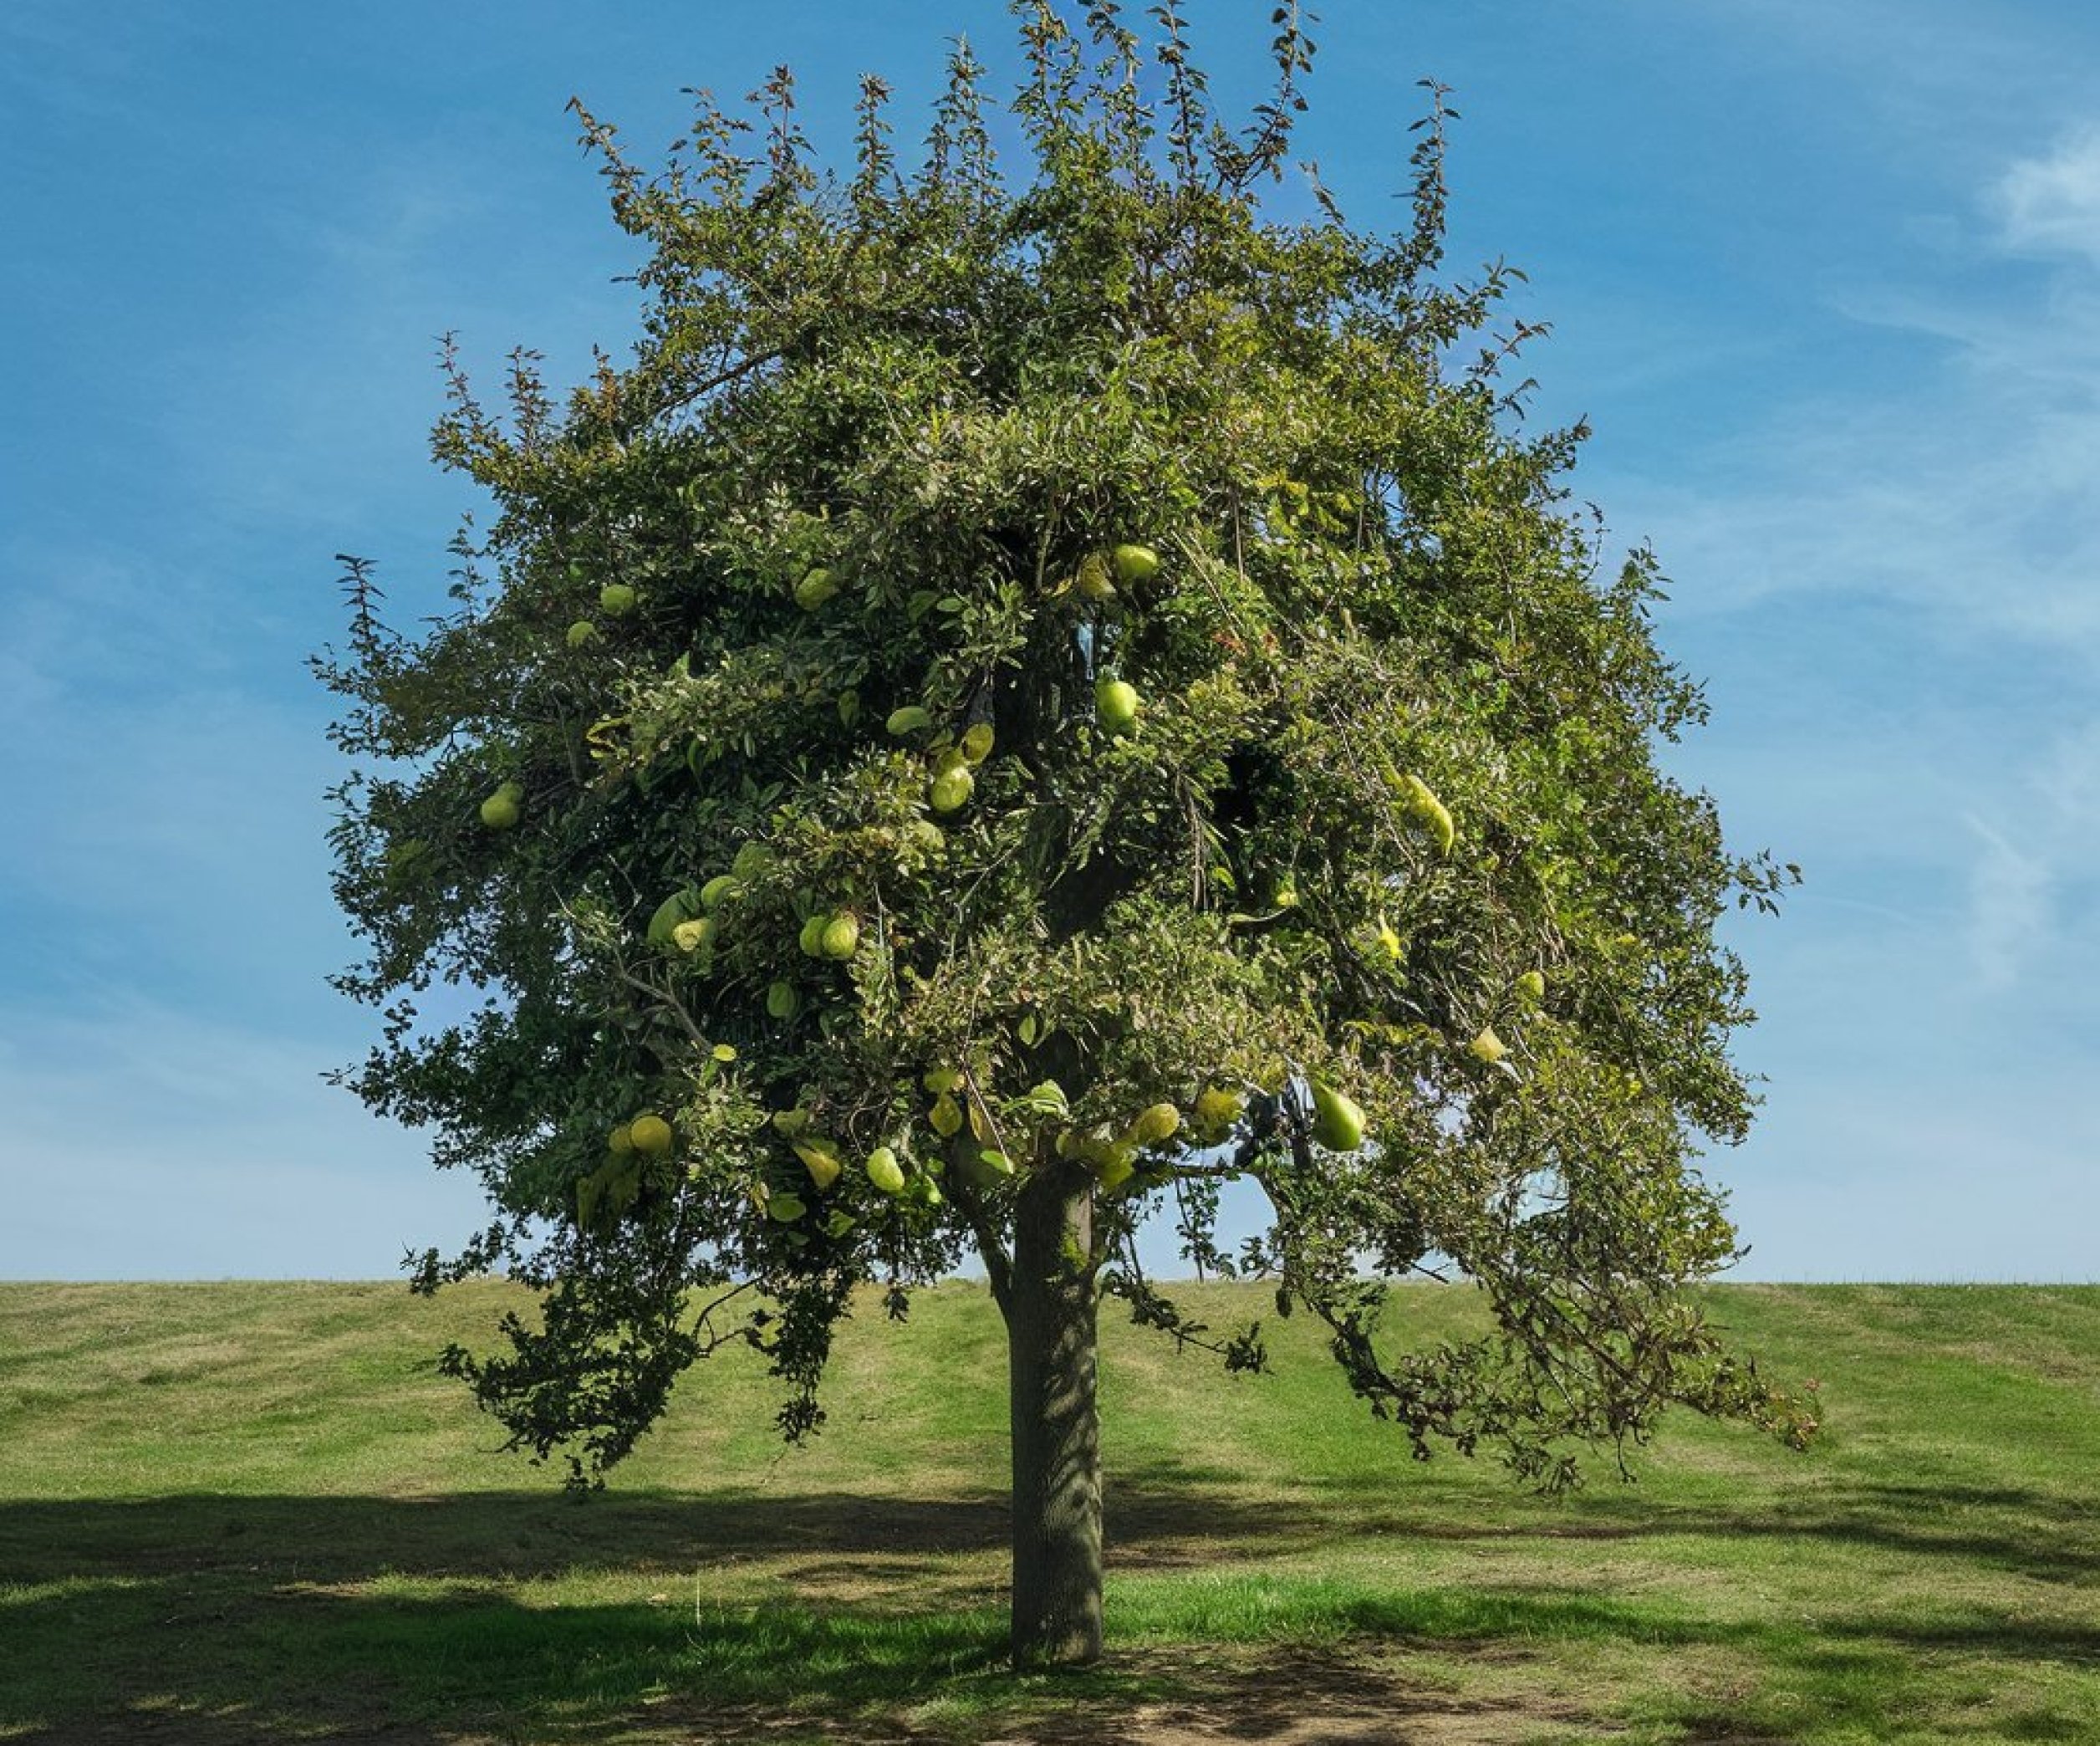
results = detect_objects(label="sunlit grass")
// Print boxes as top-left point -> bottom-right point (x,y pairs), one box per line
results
2,1279 -> 2097,1741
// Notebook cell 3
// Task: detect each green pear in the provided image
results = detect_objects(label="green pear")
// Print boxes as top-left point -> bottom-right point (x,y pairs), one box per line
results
819,912 -> 861,960
1096,677 -> 1139,736
865,1146 -> 906,1195
1112,543 -> 1160,585
478,781 -> 524,830
793,1139 -> 843,1191
599,583 -> 637,617
766,980 -> 799,1020
793,567 -> 838,610
1194,1085 -> 1246,1138
627,1114 -> 674,1156
647,887 -> 707,948
929,765 -> 974,813
565,620 -> 599,649
1308,1079 -> 1365,1151
1124,1102 -> 1181,1146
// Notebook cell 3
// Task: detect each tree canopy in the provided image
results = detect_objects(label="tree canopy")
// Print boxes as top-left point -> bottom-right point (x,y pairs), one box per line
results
319,0 -> 1809,1667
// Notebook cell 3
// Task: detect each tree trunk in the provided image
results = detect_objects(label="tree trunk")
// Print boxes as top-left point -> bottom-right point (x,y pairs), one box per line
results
1006,1159 -> 1104,1668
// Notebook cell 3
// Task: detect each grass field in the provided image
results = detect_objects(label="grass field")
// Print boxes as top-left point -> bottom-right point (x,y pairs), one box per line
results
2,1279 -> 2097,1743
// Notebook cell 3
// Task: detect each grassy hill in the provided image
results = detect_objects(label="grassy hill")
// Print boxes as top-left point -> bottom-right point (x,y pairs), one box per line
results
2,1279 -> 2096,1743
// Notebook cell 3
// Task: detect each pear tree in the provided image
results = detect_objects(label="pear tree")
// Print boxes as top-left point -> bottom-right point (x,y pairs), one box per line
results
319,1 -> 1809,1670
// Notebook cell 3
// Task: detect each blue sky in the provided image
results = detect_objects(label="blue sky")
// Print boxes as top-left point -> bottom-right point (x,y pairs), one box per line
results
3,2 -> 2096,1282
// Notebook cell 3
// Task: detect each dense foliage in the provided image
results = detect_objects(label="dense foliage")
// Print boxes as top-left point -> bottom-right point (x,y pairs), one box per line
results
319,0 -> 1807,1515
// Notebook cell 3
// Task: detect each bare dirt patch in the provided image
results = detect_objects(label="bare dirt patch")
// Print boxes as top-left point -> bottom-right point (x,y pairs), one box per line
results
1104,1649 -> 1610,1746
640,1647 -> 1613,1746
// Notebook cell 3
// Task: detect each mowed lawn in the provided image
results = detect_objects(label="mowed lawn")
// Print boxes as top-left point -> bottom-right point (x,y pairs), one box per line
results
1,1279 -> 2096,1743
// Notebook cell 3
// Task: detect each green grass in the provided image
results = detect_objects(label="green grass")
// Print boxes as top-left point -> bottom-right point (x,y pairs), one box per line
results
2,1279 -> 2097,1742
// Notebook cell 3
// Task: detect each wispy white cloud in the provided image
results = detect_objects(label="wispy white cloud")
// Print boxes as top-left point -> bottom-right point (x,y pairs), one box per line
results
1707,1 -> 2100,165
1637,105 -> 2100,1014
1998,125 -> 2100,267
1963,815 -> 2050,989
1623,71 -> 2100,1253
1620,329 -> 2100,656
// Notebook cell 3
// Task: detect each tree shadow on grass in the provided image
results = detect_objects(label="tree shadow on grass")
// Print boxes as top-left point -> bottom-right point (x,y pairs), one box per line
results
0,1484 -> 1307,1743
0,1582 -> 1595,1746
1277,1463 -> 2100,1589
3,1479 -> 2096,1743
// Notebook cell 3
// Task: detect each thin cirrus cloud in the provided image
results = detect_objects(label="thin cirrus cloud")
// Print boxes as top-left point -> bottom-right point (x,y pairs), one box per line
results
7,3 -> 2099,1284
1963,816 -> 2052,993
1562,83 -> 2100,1282
1997,124 -> 2100,264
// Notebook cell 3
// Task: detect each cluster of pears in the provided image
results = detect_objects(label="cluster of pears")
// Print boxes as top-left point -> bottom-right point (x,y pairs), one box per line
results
647,873 -> 746,955
1062,542 -> 1157,738
797,909 -> 860,961
895,1069 -> 1263,1200
1055,1082 -> 1254,1192
563,579 -> 638,649
1057,1100 -> 1181,1190
576,1108 -> 675,1229
639,849 -> 846,1039
761,1103 -> 930,1227
650,844 -> 864,996
611,1112 -> 675,1158
1091,543 -> 1157,738
1071,542 -> 1160,603
1053,1079 -> 1363,1165
916,1065 -> 1025,1185
887,712 -> 995,814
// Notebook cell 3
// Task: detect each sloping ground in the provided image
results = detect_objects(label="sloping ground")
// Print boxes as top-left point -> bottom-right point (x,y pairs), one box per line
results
1,1280 -> 2096,1743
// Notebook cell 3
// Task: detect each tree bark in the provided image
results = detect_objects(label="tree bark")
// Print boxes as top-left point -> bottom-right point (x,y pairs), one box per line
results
1006,1159 -> 1104,1668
